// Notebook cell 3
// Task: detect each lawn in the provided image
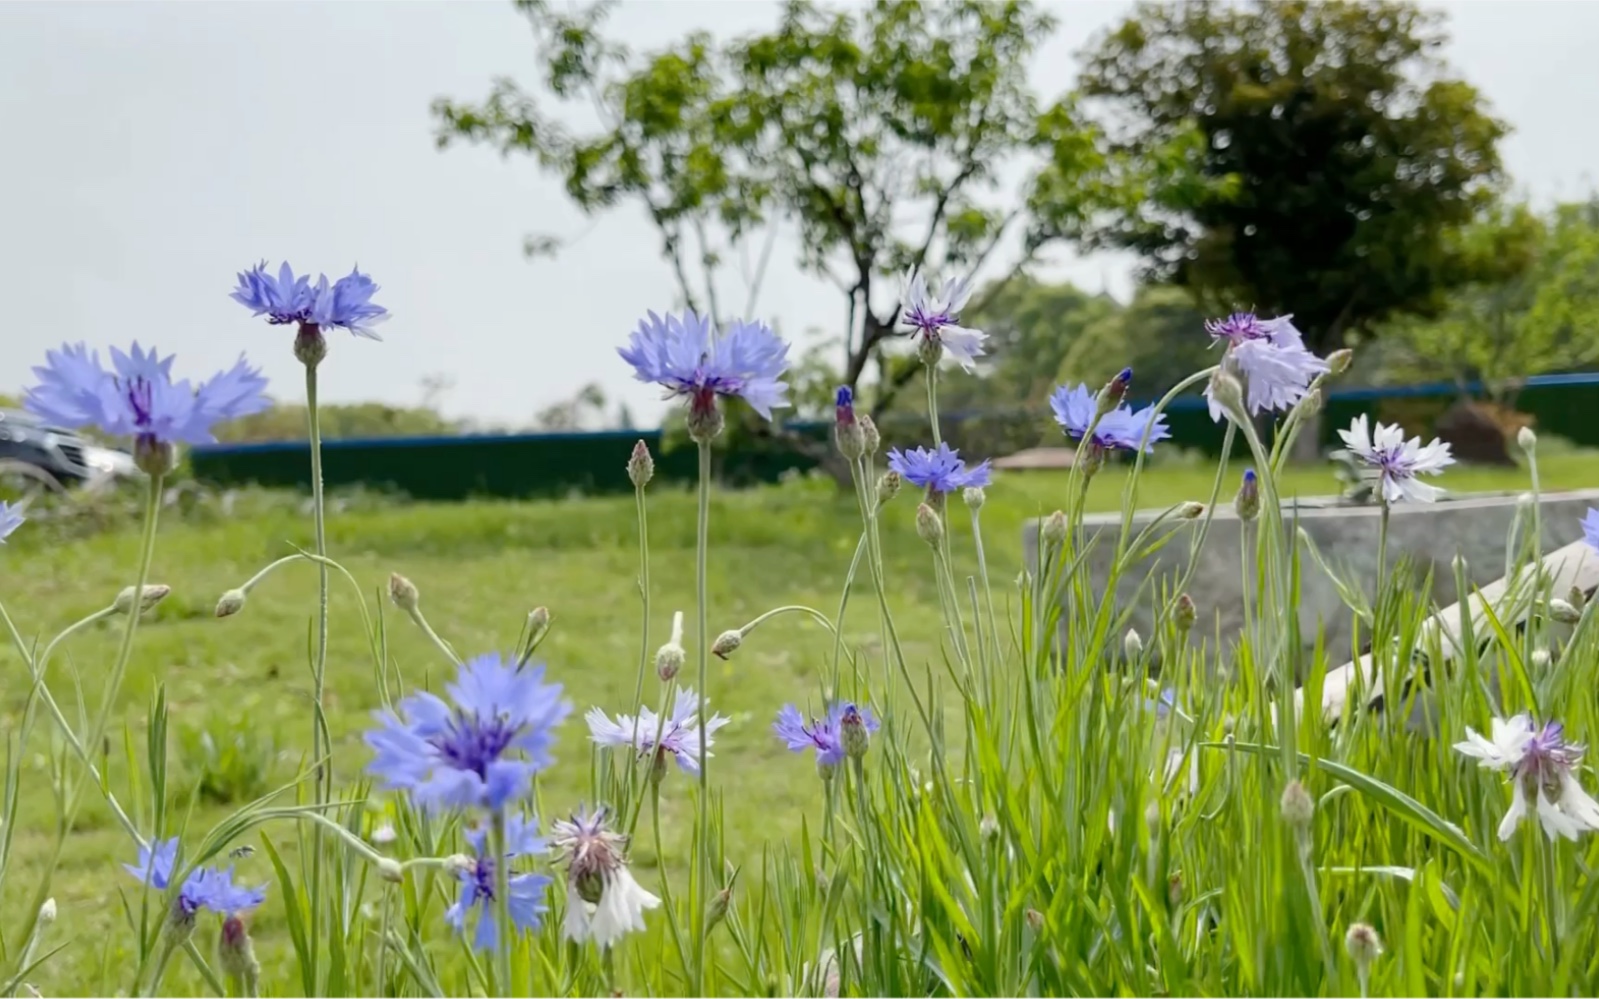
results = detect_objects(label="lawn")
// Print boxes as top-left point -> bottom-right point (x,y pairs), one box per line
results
0,454 -> 1593,995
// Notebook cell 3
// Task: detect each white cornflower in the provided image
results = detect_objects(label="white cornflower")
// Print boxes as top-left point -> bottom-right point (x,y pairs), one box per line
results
898,269 -> 987,370
552,807 -> 660,949
1454,714 -> 1599,841
1337,414 -> 1455,504
584,687 -> 729,776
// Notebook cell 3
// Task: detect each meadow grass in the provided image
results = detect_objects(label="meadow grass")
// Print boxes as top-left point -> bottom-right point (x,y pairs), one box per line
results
0,454 -> 1595,995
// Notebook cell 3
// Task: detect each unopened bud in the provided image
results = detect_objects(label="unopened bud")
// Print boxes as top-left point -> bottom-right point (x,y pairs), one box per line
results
1208,369 -> 1246,420
839,704 -> 870,760
377,858 -> 403,884
1174,593 -> 1197,632
217,915 -> 261,992
444,854 -> 476,877
133,437 -> 178,477
711,629 -> 743,660
1024,908 -> 1044,931
1123,628 -> 1143,661
706,886 -> 733,931
876,470 -> 902,505
916,503 -> 944,546
1344,922 -> 1383,967
627,439 -> 655,488
1325,349 -> 1353,376
1280,780 -> 1315,829
1167,872 -> 1184,909
370,823 -> 397,845
215,588 -> 248,618
817,758 -> 838,783
1096,366 -> 1133,416
1081,442 -> 1106,478
38,898 -> 56,925
859,414 -> 881,456
1549,598 -> 1581,625
115,584 -> 170,614
1041,510 -> 1067,547
1531,648 -> 1552,671
979,812 -> 999,841
963,486 -> 986,511
815,867 -> 831,895
1144,799 -> 1162,837
833,386 -> 865,461
528,606 -> 550,634
388,573 -> 419,613
1517,426 -> 1537,454
1298,386 -> 1324,418
1568,586 -> 1587,613
1178,501 -> 1204,520
648,747 -> 669,786
655,611 -> 686,681
1234,468 -> 1260,521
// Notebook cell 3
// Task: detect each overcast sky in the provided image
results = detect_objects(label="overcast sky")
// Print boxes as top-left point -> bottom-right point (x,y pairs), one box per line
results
3,1 -> 1597,428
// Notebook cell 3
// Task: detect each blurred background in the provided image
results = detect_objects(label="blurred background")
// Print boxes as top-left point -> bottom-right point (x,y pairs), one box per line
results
3,0 -> 1598,500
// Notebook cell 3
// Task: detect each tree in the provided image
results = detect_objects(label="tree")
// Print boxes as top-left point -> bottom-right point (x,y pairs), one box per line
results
1059,285 -> 1214,398
1069,0 -> 1516,355
432,0 -> 1105,424
1381,199 -> 1599,403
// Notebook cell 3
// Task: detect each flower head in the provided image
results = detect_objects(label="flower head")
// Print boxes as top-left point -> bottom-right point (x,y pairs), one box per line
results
364,653 -> 571,813
1337,415 -> 1455,504
1048,383 -> 1170,454
445,812 -> 551,951
887,443 -> 991,495
1202,313 -> 1328,421
898,269 -> 986,370
617,310 -> 790,421
0,503 -> 23,544
124,838 -> 266,919
773,702 -> 880,768
834,385 -> 866,460
585,688 -> 730,777
1454,714 -> 1599,841
1582,508 -> 1599,553
25,343 -> 269,449
552,806 -> 660,950
231,262 -> 388,338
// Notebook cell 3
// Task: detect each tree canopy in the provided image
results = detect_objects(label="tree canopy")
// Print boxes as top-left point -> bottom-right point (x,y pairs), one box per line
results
1072,0 -> 1517,354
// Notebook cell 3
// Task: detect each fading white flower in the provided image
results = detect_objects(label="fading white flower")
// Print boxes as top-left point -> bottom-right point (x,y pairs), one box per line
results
585,687 -> 729,776
369,822 -> 397,845
1454,714 -> 1599,841
552,807 -> 660,950
898,269 -> 986,370
1202,312 -> 1328,420
1337,414 -> 1455,504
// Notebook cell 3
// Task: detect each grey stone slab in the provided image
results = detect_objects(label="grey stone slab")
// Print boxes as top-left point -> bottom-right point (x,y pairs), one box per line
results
1020,488 -> 1599,662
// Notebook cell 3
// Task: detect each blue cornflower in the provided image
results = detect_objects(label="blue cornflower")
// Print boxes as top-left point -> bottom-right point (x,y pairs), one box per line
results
1203,312 -> 1327,421
773,702 -> 880,768
586,687 -> 730,777
887,443 -> 991,494
617,310 -> 791,421
0,502 -> 22,543
1048,383 -> 1170,453
445,812 -> 552,951
125,838 -> 267,919
25,343 -> 270,448
1582,508 -> 1598,553
365,653 -> 571,813
231,262 -> 389,339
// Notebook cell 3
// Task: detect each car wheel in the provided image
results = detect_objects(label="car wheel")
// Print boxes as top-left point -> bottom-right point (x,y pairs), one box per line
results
0,459 -> 69,503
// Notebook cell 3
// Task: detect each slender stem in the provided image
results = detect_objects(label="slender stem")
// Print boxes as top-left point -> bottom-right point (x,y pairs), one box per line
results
140,928 -> 184,998
631,483 -> 652,713
1376,501 -> 1391,626
731,605 -> 839,640
651,785 -> 691,977
306,361 -> 332,801
405,606 -> 463,667
491,809 -> 513,996
925,363 -> 941,446
692,439 -> 712,994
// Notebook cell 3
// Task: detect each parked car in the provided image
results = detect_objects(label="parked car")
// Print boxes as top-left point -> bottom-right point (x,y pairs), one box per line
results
0,408 -> 137,496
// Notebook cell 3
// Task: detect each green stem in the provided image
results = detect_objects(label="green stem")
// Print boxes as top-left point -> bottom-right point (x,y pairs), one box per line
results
693,439 -> 712,995
631,483 -> 652,715
925,363 -> 941,446
140,926 -> 185,998
1376,501 -> 1391,626
304,359 -> 332,990
405,606 -> 463,667
491,809 -> 513,996
651,785 -> 691,977
85,473 -> 163,764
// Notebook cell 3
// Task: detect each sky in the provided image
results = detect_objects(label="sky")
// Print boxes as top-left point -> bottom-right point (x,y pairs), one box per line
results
3,0 -> 1597,429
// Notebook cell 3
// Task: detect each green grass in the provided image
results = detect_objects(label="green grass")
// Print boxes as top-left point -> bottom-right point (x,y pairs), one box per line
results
0,455 -> 1594,995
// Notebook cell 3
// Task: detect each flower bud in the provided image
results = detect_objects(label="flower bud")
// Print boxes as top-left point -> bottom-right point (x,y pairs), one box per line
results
134,437 -> 178,477
1299,386 -> 1324,418
215,588 -> 248,618
1549,598 -> 1581,625
655,611 -> 686,681
1024,908 -> 1044,931
1082,442 -> 1106,478
1167,872 -> 1184,909
706,886 -> 733,932
815,867 -> 832,896
1569,586 -> 1587,613
859,414 -> 881,456
627,439 -> 655,488
711,629 -> 743,660
444,854 -> 476,877
1325,348 -> 1353,376
1123,628 -> 1143,661
528,606 -> 550,634
1517,426 -> 1537,454
1144,799 -> 1162,837
218,915 -> 261,994
377,858 -> 404,884
1207,369 -> 1246,421
1531,648 -> 1552,671
839,704 -> 870,760
1280,779 -> 1315,830
833,386 -> 866,461
293,323 -> 328,368
648,746 -> 669,786
916,336 -> 944,367
876,470 -> 902,506
1174,593 -> 1196,632
1096,367 -> 1133,416
916,503 -> 944,546
369,823 -> 397,845
686,396 -> 724,443
1344,922 -> 1383,968
1234,468 -> 1260,521
963,486 -> 985,511
817,758 -> 837,782
979,812 -> 1000,842
1178,501 -> 1204,520
388,573 -> 420,613
38,898 -> 56,925
1041,510 -> 1068,548
115,584 -> 171,615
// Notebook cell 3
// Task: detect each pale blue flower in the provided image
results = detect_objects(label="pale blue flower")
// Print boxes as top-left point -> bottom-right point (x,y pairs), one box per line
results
232,262 -> 388,338
25,343 -> 269,446
618,310 -> 790,419
365,653 -> 571,813
898,269 -> 987,370
125,837 -> 266,917
773,702 -> 880,767
0,503 -> 22,544
1203,312 -> 1328,420
585,688 -> 730,776
1582,508 -> 1598,553
1048,383 -> 1170,453
445,812 -> 551,951
887,443 -> 991,494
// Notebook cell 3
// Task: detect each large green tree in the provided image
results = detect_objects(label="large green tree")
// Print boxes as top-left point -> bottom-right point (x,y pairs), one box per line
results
433,0 -> 1105,419
1067,0 -> 1516,355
